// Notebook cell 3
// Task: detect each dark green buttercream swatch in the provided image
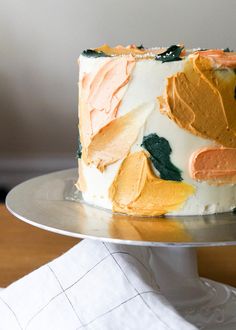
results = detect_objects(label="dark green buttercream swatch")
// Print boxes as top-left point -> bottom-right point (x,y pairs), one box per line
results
137,44 -> 145,50
155,45 -> 184,63
224,47 -> 234,52
141,133 -> 183,181
82,49 -> 110,58
77,137 -> 82,159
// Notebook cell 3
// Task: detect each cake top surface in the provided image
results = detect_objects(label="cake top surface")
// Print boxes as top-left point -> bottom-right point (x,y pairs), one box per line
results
81,44 -> 236,64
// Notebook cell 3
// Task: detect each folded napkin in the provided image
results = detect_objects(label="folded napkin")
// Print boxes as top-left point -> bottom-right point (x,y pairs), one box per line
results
0,239 -> 197,330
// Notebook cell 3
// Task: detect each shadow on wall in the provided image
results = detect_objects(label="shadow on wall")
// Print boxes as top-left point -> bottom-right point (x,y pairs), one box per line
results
0,72 -> 77,155
0,5 -> 78,170
0,8 -> 78,188
0,75 -> 25,154
0,73 -> 77,190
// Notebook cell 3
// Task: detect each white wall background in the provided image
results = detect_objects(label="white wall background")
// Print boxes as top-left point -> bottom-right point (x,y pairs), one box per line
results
0,0 -> 235,185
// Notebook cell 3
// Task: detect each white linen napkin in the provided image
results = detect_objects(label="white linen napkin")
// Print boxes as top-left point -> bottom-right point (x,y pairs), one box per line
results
0,239 -> 197,330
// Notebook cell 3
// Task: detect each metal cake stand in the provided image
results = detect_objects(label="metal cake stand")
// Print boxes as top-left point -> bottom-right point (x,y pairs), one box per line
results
6,169 -> 236,329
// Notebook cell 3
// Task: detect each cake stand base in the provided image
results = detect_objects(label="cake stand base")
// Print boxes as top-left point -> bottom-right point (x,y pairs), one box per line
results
150,247 -> 236,329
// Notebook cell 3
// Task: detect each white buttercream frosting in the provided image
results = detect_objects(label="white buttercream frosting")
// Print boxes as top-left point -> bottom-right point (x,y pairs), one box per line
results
79,56 -> 236,215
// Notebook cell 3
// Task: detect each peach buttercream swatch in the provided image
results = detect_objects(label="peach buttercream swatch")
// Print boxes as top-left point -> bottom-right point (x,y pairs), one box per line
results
79,56 -> 135,149
190,146 -> 236,185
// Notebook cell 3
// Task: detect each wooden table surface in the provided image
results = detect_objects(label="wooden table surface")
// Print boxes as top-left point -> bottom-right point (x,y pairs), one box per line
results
0,204 -> 236,288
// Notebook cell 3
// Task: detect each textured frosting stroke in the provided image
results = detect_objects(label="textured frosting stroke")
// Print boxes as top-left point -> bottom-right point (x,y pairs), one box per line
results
109,151 -> 195,216
79,56 -> 135,150
159,55 -> 236,147
85,103 -> 154,171
190,146 -> 236,185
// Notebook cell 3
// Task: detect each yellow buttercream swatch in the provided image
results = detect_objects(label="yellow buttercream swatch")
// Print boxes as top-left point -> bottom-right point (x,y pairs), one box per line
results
109,151 -> 195,216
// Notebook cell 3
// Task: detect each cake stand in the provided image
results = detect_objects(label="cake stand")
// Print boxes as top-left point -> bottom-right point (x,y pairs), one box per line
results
6,169 -> 236,330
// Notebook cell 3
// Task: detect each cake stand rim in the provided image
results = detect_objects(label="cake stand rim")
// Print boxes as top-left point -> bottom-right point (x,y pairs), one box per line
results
5,168 -> 236,248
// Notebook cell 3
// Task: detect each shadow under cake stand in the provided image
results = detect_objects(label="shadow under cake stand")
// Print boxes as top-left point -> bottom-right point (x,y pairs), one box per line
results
6,169 -> 236,330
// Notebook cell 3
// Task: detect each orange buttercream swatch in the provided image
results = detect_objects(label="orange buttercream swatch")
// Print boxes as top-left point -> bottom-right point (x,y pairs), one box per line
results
79,56 -> 135,149
196,49 -> 236,68
109,151 -> 195,216
190,147 -> 236,185
84,103 -> 154,171
159,55 -> 236,147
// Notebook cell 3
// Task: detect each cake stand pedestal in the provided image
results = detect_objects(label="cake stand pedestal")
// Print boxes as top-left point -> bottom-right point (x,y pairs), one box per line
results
6,169 -> 236,330
150,247 -> 236,329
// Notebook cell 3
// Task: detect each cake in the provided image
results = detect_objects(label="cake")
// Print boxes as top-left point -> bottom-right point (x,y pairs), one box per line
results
76,44 -> 236,216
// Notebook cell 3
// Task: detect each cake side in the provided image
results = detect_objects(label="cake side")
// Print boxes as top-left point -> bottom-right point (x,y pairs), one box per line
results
77,45 -> 236,216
